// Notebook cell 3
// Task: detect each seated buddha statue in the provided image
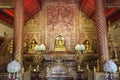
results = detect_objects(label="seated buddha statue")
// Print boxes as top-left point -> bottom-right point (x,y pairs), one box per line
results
54,35 -> 66,51
84,40 -> 93,52
28,39 -> 37,53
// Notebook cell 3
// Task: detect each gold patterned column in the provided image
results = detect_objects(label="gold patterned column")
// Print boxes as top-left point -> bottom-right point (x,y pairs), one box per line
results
95,0 -> 109,71
13,0 -> 24,66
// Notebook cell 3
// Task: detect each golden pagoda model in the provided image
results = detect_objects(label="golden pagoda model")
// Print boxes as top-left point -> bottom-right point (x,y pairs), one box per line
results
54,35 -> 66,51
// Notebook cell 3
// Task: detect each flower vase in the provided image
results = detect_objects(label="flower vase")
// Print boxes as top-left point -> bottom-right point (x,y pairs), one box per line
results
108,72 -> 114,80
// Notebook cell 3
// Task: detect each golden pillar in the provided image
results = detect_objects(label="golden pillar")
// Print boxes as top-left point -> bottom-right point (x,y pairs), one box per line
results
95,0 -> 109,71
13,0 -> 24,66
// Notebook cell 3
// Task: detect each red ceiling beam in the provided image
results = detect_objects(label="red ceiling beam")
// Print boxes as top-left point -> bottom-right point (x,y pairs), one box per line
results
108,10 -> 120,23
24,8 -> 33,19
0,0 -> 14,8
105,0 -> 120,8
24,0 -> 34,19
107,9 -> 120,19
0,10 -> 13,20
3,9 -> 14,17
0,11 -> 13,25
105,8 -> 117,18
24,8 -> 40,23
79,0 -> 88,10
36,0 -> 42,10
89,11 -> 95,18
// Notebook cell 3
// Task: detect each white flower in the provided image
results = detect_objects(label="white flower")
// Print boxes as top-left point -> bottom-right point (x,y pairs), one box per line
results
7,60 -> 21,73
75,44 -> 85,51
40,44 -> 46,51
80,44 -> 85,50
75,44 -> 81,50
103,60 -> 117,73
34,45 -> 40,51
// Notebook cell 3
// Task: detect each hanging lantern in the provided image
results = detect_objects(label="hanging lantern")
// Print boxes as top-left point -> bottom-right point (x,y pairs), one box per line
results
7,60 -> 21,80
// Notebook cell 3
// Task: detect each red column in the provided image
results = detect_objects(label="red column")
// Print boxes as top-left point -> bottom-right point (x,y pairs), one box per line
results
95,0 -> 109,71
13,0 -> 24,66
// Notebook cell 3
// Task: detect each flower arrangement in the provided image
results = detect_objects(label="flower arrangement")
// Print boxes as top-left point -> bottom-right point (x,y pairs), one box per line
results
103,60 -> 117,73
34,44 -> 46,52
103,60 -> 117,80
75,44 -> 85,51
7,60 -> 21,80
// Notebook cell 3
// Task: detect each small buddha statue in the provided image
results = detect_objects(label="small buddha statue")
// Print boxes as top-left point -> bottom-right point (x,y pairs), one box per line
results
77,65 -> 81,71
29,64 -> 32,71
47,64 -> 51,73
86,64 -> 89,70
30,39 -> 37,50
96,60 -> 100,72
93,66 -> 96,72
84,40 -> 93,52
36,65 -> 40,71
8,39 -> 13,54
68,66 -> 72,72
54,35 -> 66,51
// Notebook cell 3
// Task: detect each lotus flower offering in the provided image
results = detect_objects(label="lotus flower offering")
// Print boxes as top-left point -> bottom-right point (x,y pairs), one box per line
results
75,44 -> 85,51
40,44 -> 46,51
7,60 -> 21,80
34,44 -> 46,52
34,45 -> 40,52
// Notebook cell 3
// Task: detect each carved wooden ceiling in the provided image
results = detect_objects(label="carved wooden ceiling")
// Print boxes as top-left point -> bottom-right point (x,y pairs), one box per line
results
0,0 -> 120,26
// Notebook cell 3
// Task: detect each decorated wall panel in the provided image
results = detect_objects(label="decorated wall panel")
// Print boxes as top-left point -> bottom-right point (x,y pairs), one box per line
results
107,22 -> 120,60
24,1 -> 97,52
0,22 -> 13,37
24,12 -> 45,47
109,23 -> 120,47
78,11 -> 97,51
45,3 -> 76,51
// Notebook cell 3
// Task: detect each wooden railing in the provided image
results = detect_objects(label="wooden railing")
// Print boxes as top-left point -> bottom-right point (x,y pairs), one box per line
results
0,73 -> 9,80
94,72 -> 119,80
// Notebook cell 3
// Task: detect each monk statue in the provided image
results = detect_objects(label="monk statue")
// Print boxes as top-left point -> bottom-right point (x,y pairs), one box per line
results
54,35 -> 66,51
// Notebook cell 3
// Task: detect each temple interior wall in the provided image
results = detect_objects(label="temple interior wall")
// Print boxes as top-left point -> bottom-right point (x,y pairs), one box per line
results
108,21 -> 120,60
24,1 -> 97,51
109,22 -> 120,47
0,22 -> 13,37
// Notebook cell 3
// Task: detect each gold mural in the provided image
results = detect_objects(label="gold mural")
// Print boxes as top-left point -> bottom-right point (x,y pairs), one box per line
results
45,2 -> 76,51
108,22 -> 120,61
79,11 -> 97,51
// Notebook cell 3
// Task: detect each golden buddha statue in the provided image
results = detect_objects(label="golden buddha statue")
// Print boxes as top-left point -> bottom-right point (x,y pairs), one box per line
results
84,40 -> 93,52
77,64 -> 81,71
54,35 -> 66,51
29,64 -> 32,71
28,39 -> 37,53
30,39 -> 37,50
8,39 -> 13,54
46,64 -> 51,73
